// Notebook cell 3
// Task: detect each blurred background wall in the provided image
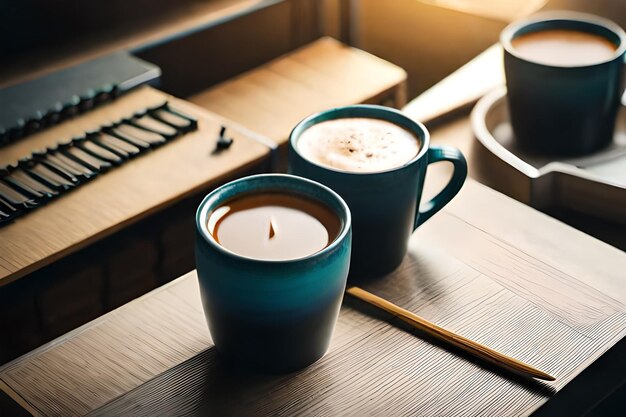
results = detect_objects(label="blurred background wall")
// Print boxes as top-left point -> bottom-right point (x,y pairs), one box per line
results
329,0 -> 626,99
2,0 -> 624,100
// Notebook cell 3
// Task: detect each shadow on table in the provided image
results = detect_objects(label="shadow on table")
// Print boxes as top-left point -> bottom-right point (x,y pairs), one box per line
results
89,346 -> 298,416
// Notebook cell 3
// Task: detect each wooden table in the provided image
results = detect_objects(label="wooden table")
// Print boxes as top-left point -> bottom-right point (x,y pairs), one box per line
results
2,171 -> 625,416
3,43 -> 625,416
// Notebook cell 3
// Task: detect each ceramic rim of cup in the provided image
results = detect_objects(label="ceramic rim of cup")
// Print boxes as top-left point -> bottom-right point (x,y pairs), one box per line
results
289,104 -> 430,176
196,173 -> 352,265
500,10 -> 626,69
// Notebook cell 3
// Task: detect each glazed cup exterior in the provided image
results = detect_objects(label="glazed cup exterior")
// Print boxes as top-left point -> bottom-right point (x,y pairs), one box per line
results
501,11 -> 626,155
288,105 -> 467,280
195,174 -> 351,373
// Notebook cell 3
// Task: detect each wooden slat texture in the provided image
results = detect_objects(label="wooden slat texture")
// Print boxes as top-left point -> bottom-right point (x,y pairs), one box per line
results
190,37 -> 407,146
0,380 -> 35,417
0,86 -> 272,286
1,275 -> 208,416
2,179 -> 625,417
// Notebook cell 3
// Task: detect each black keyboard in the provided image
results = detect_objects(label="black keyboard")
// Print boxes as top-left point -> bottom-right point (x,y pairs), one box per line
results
0,52 -> 160,146
0,102 -> 197,226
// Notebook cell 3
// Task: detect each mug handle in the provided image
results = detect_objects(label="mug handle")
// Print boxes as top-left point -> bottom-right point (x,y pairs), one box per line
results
414,145 -> 468,230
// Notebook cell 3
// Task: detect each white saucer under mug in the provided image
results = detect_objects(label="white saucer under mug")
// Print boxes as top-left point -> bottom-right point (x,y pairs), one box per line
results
471,87 -> 626,225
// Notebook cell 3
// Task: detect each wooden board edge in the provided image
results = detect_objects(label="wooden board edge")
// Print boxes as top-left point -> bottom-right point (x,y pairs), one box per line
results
0,378 -> 42,417
0,272 -> 198,375
0,150 -> 268,288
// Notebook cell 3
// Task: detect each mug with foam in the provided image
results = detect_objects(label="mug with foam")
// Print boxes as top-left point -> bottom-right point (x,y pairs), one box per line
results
501,11 -> 626,155
288,105 -> 467,280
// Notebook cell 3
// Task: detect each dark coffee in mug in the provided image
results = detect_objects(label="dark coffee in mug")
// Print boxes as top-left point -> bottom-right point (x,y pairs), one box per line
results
297,118 -> 420,173
207,192 -> 341,260
511,29 -> 617,66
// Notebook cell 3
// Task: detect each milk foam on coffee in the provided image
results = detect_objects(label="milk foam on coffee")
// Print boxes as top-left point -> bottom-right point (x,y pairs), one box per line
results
297,118 -> 420,173
511,29 -> 617,67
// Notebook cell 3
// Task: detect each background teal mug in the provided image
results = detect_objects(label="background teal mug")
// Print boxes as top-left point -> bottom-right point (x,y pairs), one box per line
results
501,12 -> 626,155
195,174 -> 351,372
289,105 -> 467,280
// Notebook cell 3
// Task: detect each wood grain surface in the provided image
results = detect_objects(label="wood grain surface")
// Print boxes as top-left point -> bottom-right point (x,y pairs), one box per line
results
2,178 -> 625,417
0,86 -> 272,286
190,37 -> 407,146
344,286 -> 555,381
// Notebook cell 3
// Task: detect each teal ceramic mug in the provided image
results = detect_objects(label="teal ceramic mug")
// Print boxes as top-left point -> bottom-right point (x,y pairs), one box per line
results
501,12 -> 626,155
289,105 -> 467,280
195,174 -> 351,372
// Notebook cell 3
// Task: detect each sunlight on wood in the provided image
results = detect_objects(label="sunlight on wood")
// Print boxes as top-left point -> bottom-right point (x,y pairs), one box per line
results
419,0 -> 547,22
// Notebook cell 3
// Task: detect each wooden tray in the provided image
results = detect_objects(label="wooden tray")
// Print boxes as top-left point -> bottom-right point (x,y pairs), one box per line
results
471,87 -> 626,225
0,86 -> 273,287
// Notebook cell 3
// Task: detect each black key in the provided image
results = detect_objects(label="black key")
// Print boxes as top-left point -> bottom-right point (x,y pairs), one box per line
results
23,167 -> 66,192
77,139 -> 123,164
58,148 -> 100,174
94,90 -> 111,105
62,95 -> 81,119
24,114 -> 42,135
63,146 -> 111,172
49,152 -> 94,177
9,170 -> 58,197
0,180 -> 31,202
0,166 -> 47,199
38,160 -> 79,184
163,104 -> 197,127
0,181 -> 36,208
106,127 -> 152,149
27,163 -> 74,190
132,115 -> 178,137
0,213 -> 12,225
43,154 -> 86,180
113,123 -> 166,146
42,102 -> 63,126
151,108 -> 192,129
79,89 -> 96,113
0,196 -> 20,224
0,195 -> 17,213
2,176 -> 46,199
0,194 -> 22,224
95,133 -> 141,156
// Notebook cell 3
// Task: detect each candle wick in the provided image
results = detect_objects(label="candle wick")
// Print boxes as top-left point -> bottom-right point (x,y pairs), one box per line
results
269,218 -> 276,239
